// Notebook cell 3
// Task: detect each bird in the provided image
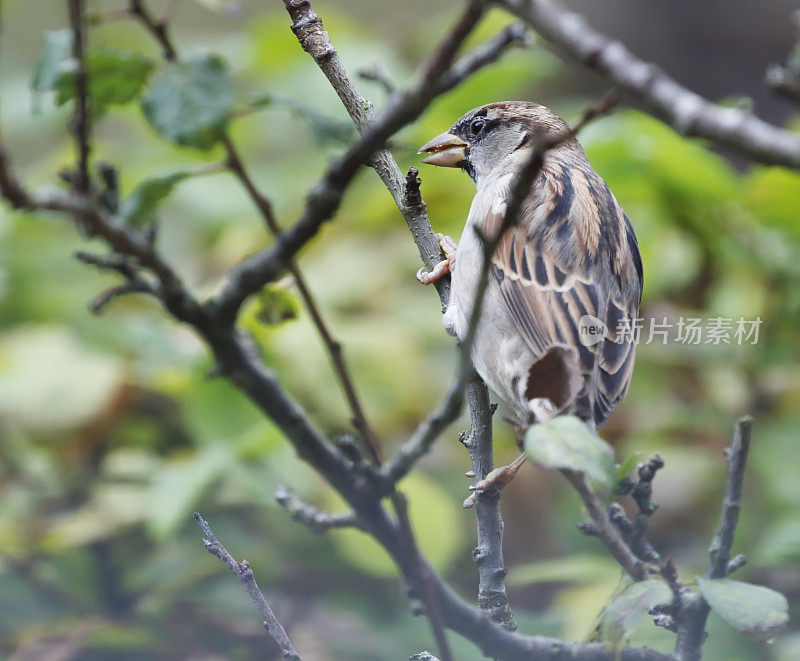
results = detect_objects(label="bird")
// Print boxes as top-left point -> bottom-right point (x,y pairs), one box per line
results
417,101 -> 642,494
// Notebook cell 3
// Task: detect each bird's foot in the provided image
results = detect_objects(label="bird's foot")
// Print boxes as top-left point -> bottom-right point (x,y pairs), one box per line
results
463,453 -> 527,509
416,233 -> 457,285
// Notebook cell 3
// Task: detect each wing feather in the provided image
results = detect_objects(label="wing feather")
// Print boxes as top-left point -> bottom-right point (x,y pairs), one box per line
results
487,162 -> 641,427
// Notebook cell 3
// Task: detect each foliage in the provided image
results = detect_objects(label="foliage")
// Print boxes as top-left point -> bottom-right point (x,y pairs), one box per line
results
141,53 -> 234,149
697,577 -> 789,644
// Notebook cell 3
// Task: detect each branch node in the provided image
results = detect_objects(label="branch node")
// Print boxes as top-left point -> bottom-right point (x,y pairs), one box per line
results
726,553 -> 748,575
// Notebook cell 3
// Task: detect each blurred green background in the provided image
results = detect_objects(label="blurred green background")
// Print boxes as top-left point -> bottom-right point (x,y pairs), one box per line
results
1,0 -> 800,659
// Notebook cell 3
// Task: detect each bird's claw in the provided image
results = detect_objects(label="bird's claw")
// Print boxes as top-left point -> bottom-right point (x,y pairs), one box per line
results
416,233 -> 457,285
462,453 -> 527,508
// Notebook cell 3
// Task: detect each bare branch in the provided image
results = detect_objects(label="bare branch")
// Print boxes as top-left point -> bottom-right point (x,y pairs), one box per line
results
461,379 -> 515,630
194,513 -> 302,661
128,0 -> 177,61
358,64 -> 396,95
275,485 -> 365,534
708,416 -> 753,579
612,454 -> 664,564
563,470 -> 648,582
223,137 -> 382,463
0,146 -> 36,210
67,0 -> 91,194
89,280 -> 153,313
382,371 -> 465,484
434,21 -> 529,95
673,416 -> 754,661
499,0 -> 800,169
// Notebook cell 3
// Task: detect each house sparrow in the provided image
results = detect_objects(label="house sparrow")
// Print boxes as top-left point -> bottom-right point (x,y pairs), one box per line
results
418,102 -> 642,490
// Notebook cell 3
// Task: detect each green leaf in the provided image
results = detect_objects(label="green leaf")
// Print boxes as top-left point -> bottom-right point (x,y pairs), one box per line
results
31,29 -> 73,94
614,451 -> 644,492
254,283 -> 299,326
698,577 -> 789,643
118,171 -> 193,226
524,415 -> 615,497
140,53 -> 234,150
600,579 -> 672,648
615,452 -> 643,482
55,48 -> 154,116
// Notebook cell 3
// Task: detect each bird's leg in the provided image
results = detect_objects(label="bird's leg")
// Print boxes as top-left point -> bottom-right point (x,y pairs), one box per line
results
463,453 -> 528,508
416,233 -> 457,285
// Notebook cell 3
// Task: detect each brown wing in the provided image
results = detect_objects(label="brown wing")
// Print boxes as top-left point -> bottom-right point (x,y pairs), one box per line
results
486,162 -> 642,428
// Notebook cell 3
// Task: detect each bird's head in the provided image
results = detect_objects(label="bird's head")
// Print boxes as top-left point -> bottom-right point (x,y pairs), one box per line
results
418,101 -> 574,184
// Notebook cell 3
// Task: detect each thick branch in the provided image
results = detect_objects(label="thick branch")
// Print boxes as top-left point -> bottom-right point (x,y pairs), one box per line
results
499,0 -> 800,169
461,379 -> 515,630
194,513 -> 302,661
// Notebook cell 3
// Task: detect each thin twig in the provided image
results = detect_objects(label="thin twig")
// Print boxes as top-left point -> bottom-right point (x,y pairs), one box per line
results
358,64 -> 396,95
89,280 -> 153,313
673,417 -> 754,661
393,493 -> 454,661
611,455 -> 664,564
194,513 -> 302,661
67,0 -> 91,193
128,0 -> 176,61
434,21 -> 529,95
131,0 -> 383,467
563,470 -> 647,581
223,137 -> 382,463
275,485 -> 365,533
498,0 -> 800,169
708,416 -> 753,578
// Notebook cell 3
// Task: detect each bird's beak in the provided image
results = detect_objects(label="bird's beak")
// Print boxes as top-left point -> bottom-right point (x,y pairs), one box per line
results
418,132 -> 469,167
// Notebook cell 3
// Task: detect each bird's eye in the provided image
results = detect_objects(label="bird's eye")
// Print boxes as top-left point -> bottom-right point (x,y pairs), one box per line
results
469,118 -> 486,136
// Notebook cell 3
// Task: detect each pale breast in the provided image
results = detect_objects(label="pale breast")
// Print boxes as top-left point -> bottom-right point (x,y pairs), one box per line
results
445,175 -> 536,420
